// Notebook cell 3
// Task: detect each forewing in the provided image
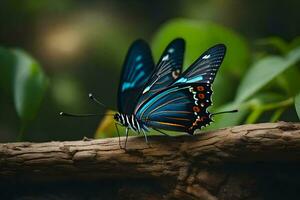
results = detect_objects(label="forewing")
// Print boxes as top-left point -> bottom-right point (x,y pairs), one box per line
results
118,39 -> 155,114
136,83 -> 213,134
134,38 -> 185,113
173,44 -> 226,85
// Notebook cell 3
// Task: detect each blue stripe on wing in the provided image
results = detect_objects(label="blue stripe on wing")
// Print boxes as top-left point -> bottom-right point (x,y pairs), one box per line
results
118,39 -> 155,114
122,71 -> 145,92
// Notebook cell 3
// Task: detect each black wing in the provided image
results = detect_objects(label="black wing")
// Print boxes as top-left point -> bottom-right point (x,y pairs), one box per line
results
172,44 -> 226,86
134,38 -> 185,113
117,39 -> 155,114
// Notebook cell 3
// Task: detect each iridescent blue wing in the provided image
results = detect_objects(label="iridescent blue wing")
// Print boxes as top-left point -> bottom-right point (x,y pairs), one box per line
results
134,38 -> 185,113
135,83 -> 213,134
118,39 -> 155,114
172,44 -> 226,86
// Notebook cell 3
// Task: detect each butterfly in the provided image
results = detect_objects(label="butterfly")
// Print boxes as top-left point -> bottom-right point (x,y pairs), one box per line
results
113,38 -> 238,148
60,38 -> 237,148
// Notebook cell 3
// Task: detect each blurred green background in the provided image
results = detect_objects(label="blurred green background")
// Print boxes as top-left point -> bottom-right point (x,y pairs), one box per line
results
0,0 -> 300,142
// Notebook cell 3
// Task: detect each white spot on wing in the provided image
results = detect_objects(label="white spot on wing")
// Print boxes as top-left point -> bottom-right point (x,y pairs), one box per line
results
162,54 -> 169,61
203,54 -> 211,59
168,48 -> 175,53
143,86 -> 151,94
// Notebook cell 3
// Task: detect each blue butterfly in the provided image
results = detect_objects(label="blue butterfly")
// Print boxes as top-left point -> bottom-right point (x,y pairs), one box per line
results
113,38 -> 237,148
60,38 -> 237,148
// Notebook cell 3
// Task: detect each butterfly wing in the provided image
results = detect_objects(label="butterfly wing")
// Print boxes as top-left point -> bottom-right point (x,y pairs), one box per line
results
134,38 -> 185,113
135,83 -> 213,134
172,44 -> 226,86
135,44 -> 226,134
118,39 -> 155,114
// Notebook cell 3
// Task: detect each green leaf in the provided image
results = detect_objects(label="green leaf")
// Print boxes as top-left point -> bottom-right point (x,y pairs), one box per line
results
295,93 -> 300,120
12,49 -> 48,123
236,47 -> 300,103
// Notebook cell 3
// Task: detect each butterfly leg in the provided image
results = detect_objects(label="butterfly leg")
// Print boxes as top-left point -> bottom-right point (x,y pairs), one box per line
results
152,127 -> 170,137
141,128 -> 149,145
115,123 -> 122,149
124,127 -> 129,149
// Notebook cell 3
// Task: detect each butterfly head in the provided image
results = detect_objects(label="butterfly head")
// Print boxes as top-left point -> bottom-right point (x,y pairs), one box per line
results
114,113 -> 121,122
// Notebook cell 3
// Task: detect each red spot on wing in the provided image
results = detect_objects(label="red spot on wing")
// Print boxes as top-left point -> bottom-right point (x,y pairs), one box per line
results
197,86 -> 205,91
193,106 -> 200,112
198,93 -> 205,99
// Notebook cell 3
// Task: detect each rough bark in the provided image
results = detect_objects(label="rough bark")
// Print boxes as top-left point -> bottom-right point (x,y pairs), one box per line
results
1,122 -> 300,199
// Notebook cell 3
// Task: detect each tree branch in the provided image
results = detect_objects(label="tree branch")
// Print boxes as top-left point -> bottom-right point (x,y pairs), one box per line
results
1,121 -> 300,199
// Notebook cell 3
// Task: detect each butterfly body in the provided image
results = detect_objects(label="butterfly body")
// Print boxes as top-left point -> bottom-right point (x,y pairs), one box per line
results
114,113 -> 149,134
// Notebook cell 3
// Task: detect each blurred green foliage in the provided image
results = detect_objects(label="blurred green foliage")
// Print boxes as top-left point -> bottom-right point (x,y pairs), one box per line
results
0,0 -> 299,142
0,47 -> 48,139
236,48 -> 300,103
209,38 -> 300,130
1,17 -> 300,140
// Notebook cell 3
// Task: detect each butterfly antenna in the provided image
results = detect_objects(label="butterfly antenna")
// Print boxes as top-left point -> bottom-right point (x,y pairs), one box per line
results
211,109 -> 238,116
59,112 -> 114,117
88,93 -> 107,108
59,112 -> 98,117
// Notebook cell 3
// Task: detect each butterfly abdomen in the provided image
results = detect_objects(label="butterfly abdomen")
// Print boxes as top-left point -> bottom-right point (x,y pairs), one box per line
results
114,113 -> 148,133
